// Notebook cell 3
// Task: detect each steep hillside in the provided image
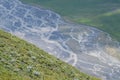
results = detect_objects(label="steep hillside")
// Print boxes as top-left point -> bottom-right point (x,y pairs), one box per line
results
0,30 -> 100,80
21,0 -> 120,41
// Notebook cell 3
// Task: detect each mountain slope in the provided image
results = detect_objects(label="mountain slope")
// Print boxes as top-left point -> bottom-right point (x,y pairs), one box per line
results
0,30 -> 100,80
1,0 -> 120,80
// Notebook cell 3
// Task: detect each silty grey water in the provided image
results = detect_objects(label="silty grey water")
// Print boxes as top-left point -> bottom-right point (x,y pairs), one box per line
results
0,0 -> 120,80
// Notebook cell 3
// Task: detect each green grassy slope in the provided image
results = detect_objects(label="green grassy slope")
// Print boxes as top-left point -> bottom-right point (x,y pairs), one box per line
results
0,30 -> 100,80
21,0 -> 120,41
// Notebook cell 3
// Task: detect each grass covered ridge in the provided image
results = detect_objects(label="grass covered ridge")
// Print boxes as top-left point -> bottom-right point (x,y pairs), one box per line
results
0,30 -> 100,80
21,0 -> 120,41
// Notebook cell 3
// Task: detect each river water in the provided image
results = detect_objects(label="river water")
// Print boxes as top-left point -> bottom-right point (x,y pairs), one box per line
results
0,0 -> 120,80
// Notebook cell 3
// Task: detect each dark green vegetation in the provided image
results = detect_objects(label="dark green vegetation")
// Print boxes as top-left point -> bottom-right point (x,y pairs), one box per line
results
0,30 -> 100,80
21,0 -> 120,41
